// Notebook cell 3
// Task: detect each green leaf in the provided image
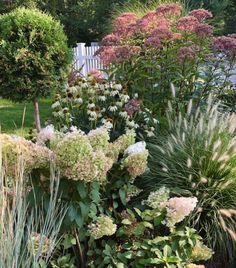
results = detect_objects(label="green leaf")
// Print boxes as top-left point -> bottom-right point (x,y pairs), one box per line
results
134,207 -> 142,217
121,219 -> 132,225
76,181 -> 87,199
90,182 -> 100,203
116,263 -> 125,268
143,221 -> 154,229
123,251 -> 133,259
163,245 -> 172,257
119,188 -> 127,205
134,223 -> 146,236
68,204 -> 78,222
79,201 -> 90,220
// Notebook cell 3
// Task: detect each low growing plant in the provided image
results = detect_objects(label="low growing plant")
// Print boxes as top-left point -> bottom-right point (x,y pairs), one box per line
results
87,187 -> 212,267
142,97 -> 236,266
51,72 -> 157,141
0,154 -> 66,267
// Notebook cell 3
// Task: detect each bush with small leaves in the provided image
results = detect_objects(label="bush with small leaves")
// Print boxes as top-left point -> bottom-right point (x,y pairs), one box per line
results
0,8 -> 72,131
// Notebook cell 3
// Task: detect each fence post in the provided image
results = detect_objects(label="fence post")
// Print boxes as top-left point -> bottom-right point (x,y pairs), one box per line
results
77,43 -> 86,76
91,42 -> 99,46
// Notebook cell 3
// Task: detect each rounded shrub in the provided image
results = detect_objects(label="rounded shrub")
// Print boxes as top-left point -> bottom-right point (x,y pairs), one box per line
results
0,8 -> 72,131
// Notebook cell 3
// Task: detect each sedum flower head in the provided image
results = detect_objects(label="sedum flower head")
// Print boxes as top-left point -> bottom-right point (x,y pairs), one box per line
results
166,197 -> 198,227
143,187 -> 170,210
189,8 -> 213,22
156,3 -> 183,17
89,215 -> 117,239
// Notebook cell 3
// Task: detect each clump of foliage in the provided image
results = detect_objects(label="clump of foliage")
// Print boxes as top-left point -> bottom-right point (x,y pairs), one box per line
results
142,97 -> 236,265
0,157 -> 65,267
88,188 -> 212,267
97,3 -> 236,114
0,7 -> 72,131
224,0 -> 236,34
0,0 -> 128,46
51,72 -> 157,141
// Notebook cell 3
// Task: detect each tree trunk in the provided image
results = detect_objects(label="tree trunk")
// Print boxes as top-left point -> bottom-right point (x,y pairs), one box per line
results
33,99 -> 41,132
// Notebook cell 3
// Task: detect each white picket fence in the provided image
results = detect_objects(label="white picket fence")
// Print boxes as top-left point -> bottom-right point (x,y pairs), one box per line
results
73,42 -> 102,76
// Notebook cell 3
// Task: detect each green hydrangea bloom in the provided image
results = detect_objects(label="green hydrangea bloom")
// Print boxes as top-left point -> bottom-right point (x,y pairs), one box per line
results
55,131 -> 93,168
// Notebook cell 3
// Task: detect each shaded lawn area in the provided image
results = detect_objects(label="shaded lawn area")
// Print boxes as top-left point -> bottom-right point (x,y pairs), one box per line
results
0,98 -> 52,134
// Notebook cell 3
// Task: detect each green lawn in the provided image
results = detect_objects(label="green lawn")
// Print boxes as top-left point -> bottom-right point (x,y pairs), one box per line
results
0,98 -> 52,134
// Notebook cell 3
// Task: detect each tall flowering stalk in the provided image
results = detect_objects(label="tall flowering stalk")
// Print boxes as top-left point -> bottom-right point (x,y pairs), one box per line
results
97,3 -> 236,114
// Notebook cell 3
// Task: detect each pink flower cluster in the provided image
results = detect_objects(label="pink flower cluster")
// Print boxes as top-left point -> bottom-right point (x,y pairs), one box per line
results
189,8 -> 213,22
88,69 -> 105,83
156,3 -> 182,17
101,34 -> 120,46
176,16 -> 199,31
145,36 -> 162,49
212,36 -> 236,57
177,47 -> 195,62
97,4 -> 218,63
137,11 -> 170,33
150,26 -> 173,40
125,99 -> 141,117
96,45 -> 140,65
194,24 -> 213,38
166,197 -> 198,227
113,12 -> 138,37
95,47 -> 117,65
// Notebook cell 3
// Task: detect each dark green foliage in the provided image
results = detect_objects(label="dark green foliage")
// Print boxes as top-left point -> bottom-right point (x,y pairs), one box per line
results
224,0 -> 236,34
0,8 -> 72,102
0,0 -> 127,46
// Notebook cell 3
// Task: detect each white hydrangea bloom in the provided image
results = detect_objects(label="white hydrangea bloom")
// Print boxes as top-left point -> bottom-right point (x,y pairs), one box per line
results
124,141 -> 147,156
37,125 -> 55,144
89,216 -> 117,239
166,197 -> 198,227
143,187 -> 170,210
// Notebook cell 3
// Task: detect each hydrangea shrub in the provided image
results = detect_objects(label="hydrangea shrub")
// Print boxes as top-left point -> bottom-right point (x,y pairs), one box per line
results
2,124 -> 213,267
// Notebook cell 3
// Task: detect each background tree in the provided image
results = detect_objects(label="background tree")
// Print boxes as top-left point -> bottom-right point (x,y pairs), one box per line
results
0,7 -> 72,131
0,0 -> 128,46
224,0 -> 236,34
